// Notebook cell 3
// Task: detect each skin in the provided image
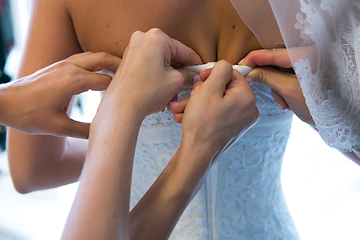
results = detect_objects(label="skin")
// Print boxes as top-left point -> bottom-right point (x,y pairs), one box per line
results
240,48 -> 360,165
241,48 -> 314,126
8,0 -> 268,193
0,52 -> 121,138
5,0 -> 266,238
61,29 -> 258,240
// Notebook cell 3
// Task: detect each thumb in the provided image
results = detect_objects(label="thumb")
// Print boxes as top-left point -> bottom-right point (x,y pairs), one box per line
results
246,66 -> 295,110
245,66 -> 288,90
240,49 -> 292,68
72,72 -> 112,95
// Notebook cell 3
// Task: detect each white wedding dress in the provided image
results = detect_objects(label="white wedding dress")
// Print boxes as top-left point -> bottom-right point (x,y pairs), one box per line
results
130,82 -> 300,240
129,0 -> 360,238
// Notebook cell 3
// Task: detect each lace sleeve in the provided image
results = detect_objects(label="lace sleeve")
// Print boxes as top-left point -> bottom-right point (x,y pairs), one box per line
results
232,0 -> 360,155
285,0 -> 360,154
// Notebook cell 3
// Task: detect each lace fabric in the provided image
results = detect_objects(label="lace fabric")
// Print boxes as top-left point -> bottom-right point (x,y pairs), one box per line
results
230,0 -> 360,154
231,0 -> 360,154
290,0 -> 360,153
130,84 -> 298,239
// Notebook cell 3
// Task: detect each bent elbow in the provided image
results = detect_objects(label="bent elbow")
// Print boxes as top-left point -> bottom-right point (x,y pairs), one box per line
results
12,180 -> 32,194
10,170 -> 38,194
8,157 -> 43,194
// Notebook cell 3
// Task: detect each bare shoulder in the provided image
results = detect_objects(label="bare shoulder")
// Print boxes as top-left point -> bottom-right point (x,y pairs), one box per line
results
19,0 -> 82,77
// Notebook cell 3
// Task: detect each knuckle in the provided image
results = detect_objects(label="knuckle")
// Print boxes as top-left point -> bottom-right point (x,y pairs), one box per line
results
173,70 -> 185,85
129,30 -> 144,42
217,59 -> 231,67
63,67 -> 83,83
94,52 -> 113,63
146,28 -> 167,45
247,50 -> 257,60
258,69 -> 266,84
147,28 -> 166,39
147,28 -> 163,35
215,60 -> 232,72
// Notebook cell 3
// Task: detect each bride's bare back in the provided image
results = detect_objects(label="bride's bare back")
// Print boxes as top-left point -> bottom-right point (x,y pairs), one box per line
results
9,0 -> 266,192
70,0 -> 262,63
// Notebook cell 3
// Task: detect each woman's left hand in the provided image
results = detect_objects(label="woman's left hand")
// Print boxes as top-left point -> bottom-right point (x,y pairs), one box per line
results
100,28 -> 201,120
241,48 -> 315,126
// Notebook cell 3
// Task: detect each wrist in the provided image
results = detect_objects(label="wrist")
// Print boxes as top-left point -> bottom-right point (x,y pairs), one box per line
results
167,141 -> 216,197
180,132 -> 221,163
89,97 -> 143,157
94,93 -> 144,127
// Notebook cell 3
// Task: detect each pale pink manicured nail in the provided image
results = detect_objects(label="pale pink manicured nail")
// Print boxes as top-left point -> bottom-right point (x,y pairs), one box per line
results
193,75 -> 201,84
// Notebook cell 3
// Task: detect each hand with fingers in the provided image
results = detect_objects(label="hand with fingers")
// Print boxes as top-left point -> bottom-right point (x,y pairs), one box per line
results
126,60 -> 259,240
63,29 -> 202,240
97,28 -> 201,121
168,60 -> 259,168
0,51 -> 121,138
239,48 -> 315,126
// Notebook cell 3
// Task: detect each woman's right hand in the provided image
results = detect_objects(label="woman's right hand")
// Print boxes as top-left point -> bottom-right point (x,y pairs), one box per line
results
99,28 -> 201,121
129,61 -> 259,240
169,60 -> 259,165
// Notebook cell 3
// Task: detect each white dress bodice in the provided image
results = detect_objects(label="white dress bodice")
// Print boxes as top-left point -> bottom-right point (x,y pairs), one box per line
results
130,83 -> 300,240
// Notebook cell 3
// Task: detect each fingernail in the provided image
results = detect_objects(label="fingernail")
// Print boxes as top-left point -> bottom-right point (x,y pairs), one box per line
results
191,89 -> 195,96
239,58 -> 245,64
193,75 -> 201,84
246,78 -> 253,85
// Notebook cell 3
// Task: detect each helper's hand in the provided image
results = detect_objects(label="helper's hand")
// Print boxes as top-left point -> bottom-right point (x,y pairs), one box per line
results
169,60 -> 259,164
240,48 -> 315,126
100,28 -> 201,120
0,52 -> 120,138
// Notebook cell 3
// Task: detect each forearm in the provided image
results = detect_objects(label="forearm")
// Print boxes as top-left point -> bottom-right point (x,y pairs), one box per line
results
7,130 -> 87,193
0,82 -> 12,126
7,0 -> 83,192
130,141 -> 214,240
62,101 -> 142,240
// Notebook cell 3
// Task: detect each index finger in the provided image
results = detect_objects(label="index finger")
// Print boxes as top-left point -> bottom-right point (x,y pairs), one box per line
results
240,49 -> 292,68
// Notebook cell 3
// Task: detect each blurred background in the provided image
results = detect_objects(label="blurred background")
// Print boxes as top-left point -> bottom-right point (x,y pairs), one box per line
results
0,1 -> 359,239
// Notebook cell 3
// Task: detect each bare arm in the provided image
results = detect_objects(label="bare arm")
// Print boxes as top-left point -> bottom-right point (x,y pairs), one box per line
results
62,30 -> 258,239
130,61 -> 259,240
8,0 -> 86,193
61,29 -> 203,240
